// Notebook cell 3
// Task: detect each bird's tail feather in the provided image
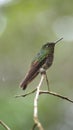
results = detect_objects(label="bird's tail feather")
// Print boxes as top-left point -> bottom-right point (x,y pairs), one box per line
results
20,71 -> 39,90
20,80 -> 27,90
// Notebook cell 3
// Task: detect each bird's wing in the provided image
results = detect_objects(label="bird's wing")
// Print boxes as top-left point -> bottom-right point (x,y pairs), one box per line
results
20,60 -> 40,89
20,50 -> 48,89
32,50 -> 47,65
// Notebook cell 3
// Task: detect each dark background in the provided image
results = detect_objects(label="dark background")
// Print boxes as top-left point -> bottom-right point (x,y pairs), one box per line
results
0,0 -> 73,130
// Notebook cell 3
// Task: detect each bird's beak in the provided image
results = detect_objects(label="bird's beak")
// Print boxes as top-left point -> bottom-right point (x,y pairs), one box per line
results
54,38 -> 63,44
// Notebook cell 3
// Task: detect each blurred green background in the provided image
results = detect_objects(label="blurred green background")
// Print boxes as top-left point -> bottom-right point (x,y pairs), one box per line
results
0,0 -> 73,130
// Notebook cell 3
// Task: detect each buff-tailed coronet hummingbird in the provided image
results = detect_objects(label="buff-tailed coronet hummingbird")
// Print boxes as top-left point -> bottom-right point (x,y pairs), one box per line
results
20,38 -> 63,90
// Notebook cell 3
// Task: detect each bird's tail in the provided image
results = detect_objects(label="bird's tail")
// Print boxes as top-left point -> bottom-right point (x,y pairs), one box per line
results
20,71 -> 39,90
20,80 -> 27,90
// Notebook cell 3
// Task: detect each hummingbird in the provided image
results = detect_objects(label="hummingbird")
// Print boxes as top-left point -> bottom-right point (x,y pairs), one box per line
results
20,38 -> 63,90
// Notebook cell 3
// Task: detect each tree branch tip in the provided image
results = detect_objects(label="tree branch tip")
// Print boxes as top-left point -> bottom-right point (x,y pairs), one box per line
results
0,120 -> 11,130
14,94 -> 26,98
39,90 -> 73,104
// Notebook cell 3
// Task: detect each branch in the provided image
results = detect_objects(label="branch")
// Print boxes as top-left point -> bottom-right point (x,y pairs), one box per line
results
16,70 -> 73,130
39,90 -> 73,103
0,120 -> 11,130
33,74 -> 45,130
15,88 -> 37,98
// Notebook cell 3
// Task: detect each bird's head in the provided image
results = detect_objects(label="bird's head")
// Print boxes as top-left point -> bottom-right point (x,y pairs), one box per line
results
42,38 -> 63,53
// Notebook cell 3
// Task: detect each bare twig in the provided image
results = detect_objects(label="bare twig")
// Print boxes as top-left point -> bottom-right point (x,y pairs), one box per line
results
33,74 -> 45,130
16,70 -> 73,130
0,120 -> 11,130
39,90 -> 73,103
45,73 -> 50,91
40,68 -> 50,91
15,88 -> 37,98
